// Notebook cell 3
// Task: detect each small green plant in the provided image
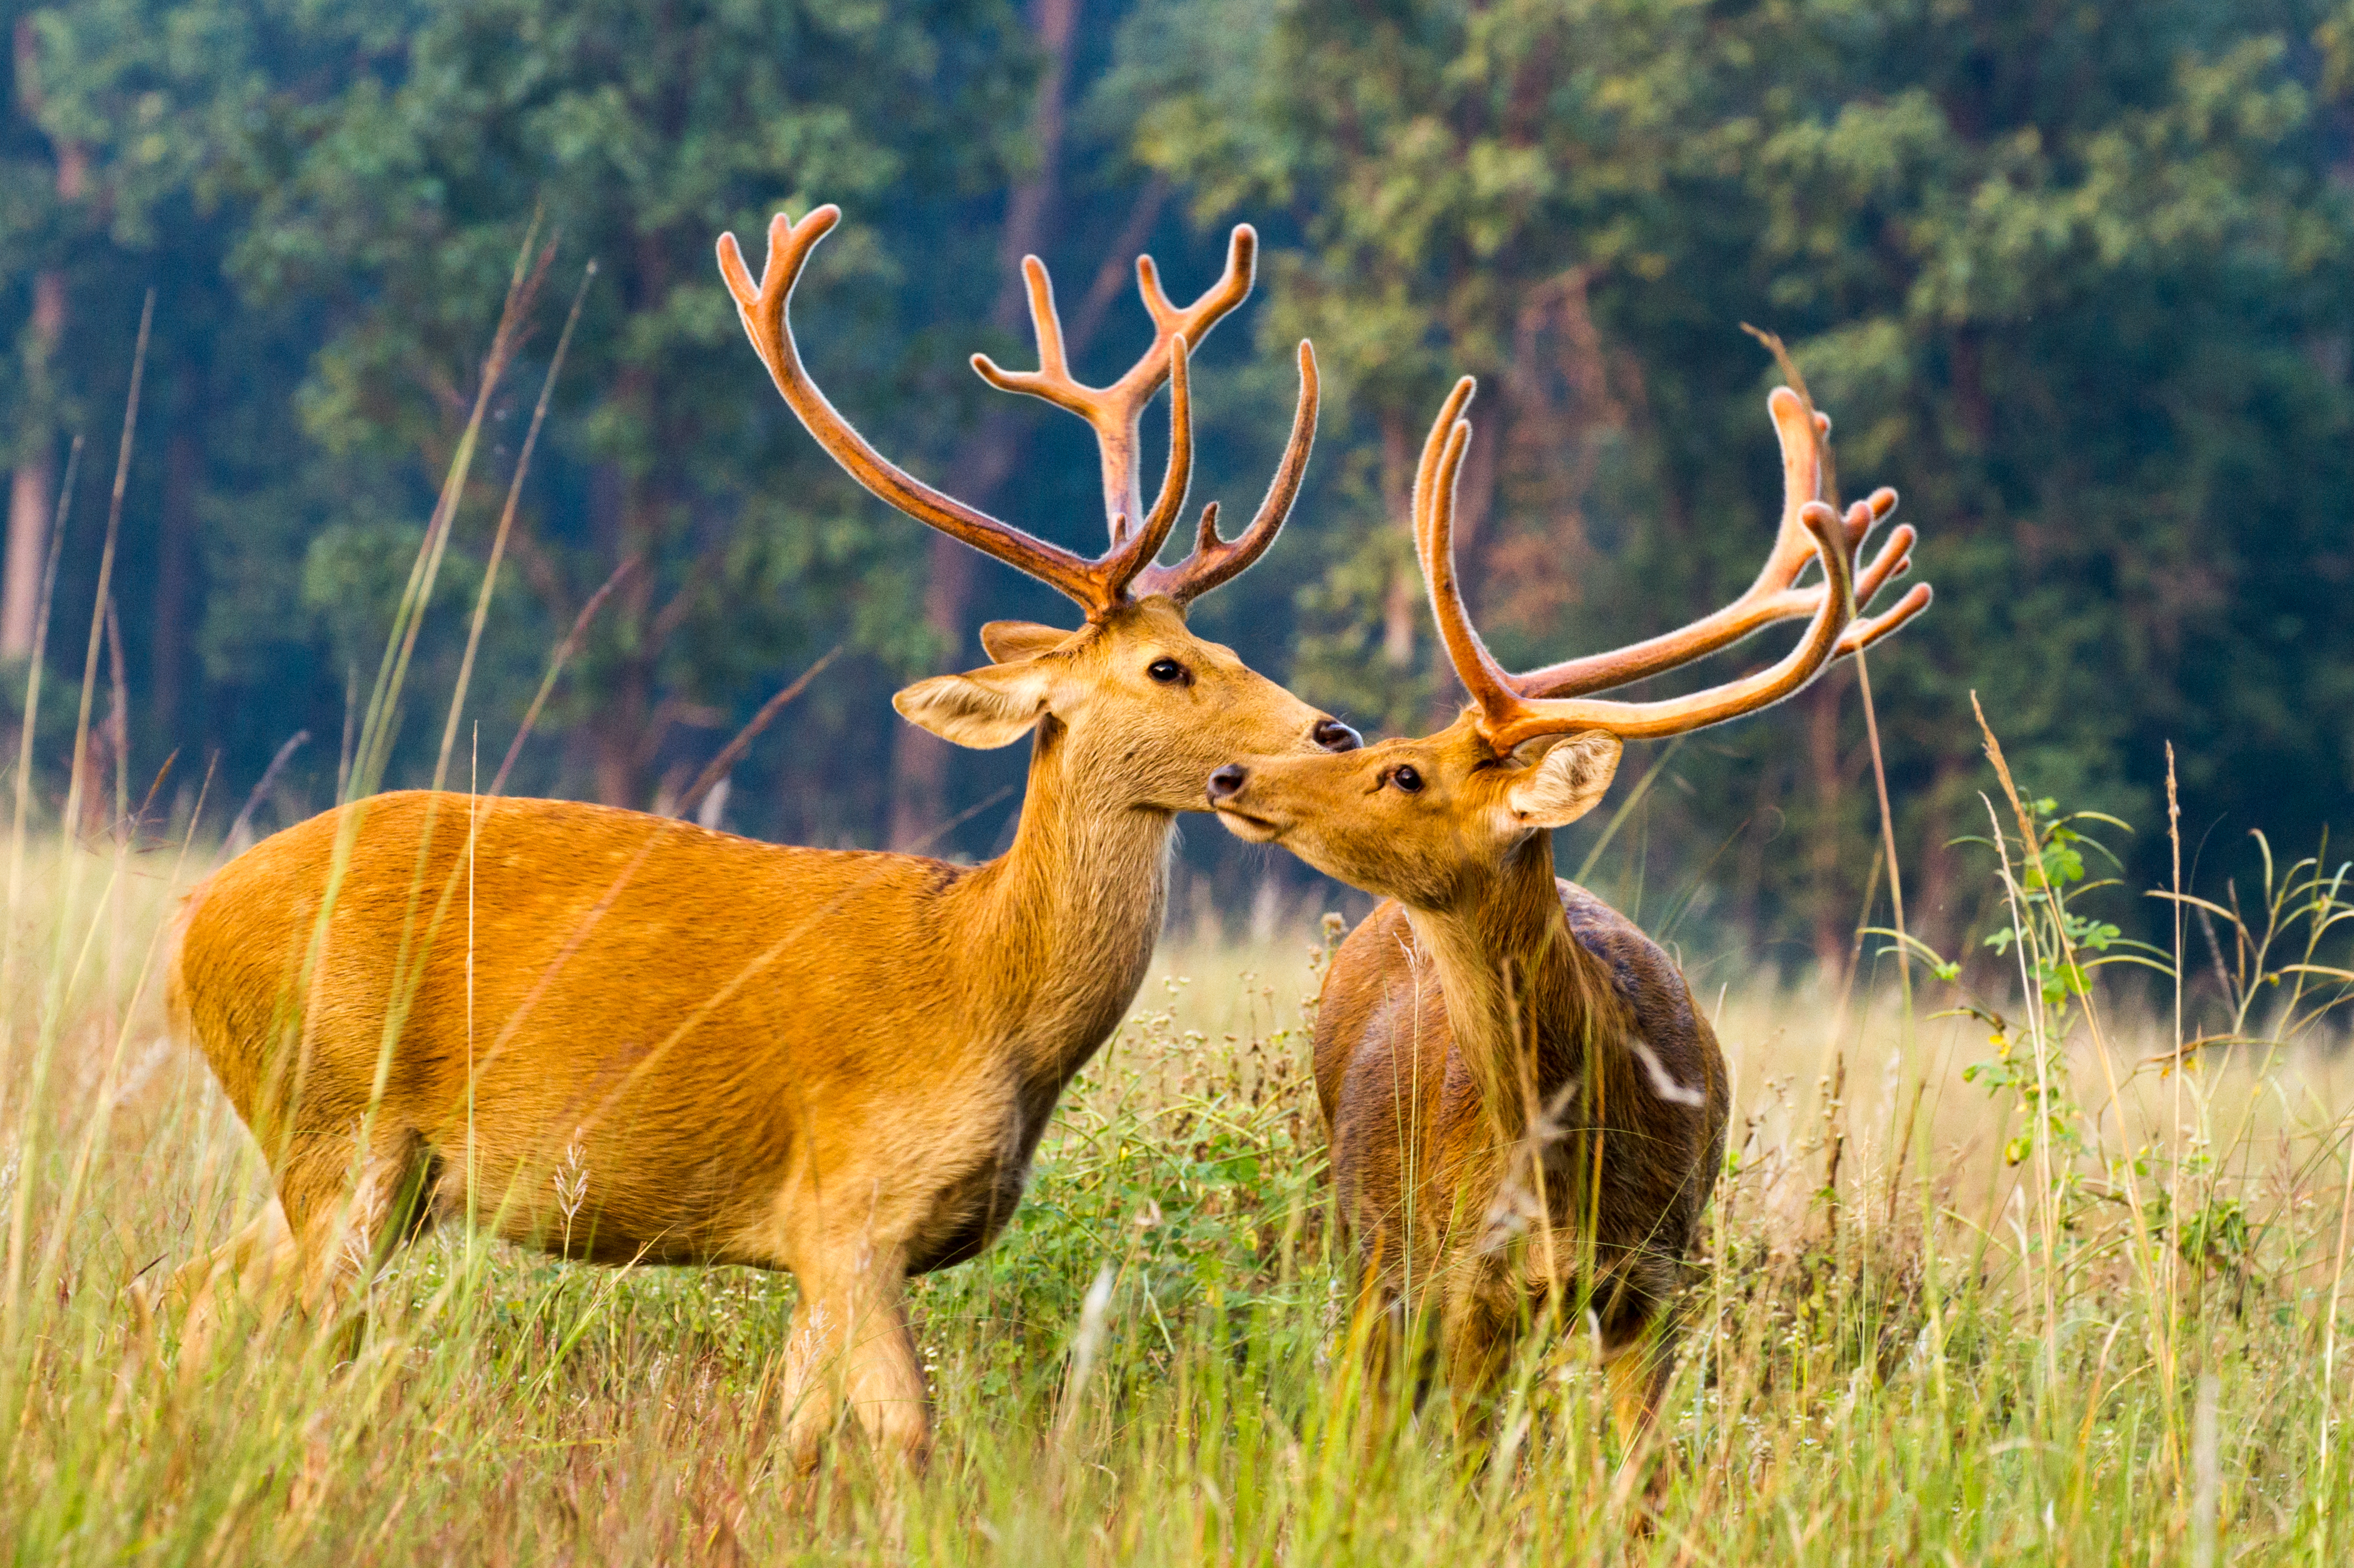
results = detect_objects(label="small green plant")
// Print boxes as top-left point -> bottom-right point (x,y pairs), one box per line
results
1877,793 -> 2163,1172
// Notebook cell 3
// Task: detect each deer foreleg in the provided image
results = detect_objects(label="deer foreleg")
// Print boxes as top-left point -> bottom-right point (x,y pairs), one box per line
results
779,1251 -> 930,1473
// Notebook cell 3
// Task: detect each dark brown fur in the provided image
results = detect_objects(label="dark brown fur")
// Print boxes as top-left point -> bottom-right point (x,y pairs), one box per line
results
1218,716 -> 1729,1424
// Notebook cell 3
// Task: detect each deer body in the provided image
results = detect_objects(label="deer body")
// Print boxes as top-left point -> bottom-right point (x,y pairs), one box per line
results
178,770 -> 1170,1284
158,206 -> 1359,1470
1213,368 -> 1930,1433
172,597 -> 1344,1467
1312,822 -> 1727,1403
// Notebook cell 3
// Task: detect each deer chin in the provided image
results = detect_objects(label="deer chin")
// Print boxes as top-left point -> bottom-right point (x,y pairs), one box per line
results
1212,803 -> 1286,844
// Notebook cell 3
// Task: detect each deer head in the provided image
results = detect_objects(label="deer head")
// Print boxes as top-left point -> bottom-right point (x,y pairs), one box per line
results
1206,373 -> 1930,908
718,207 -> 1359,813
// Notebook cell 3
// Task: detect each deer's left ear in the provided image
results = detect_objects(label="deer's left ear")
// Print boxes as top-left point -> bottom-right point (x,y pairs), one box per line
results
893,658 -> 1059,749
979,620 -> 1073,663
1502,732 -> 1623,830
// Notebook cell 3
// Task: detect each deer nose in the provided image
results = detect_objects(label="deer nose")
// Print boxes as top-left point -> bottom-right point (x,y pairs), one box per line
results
1312,717 -> 1361,753
1206,764 -> 1248,804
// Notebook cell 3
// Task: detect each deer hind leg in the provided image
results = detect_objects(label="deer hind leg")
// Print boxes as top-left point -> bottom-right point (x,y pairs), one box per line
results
779,1250 -> 930,1475
1436,1294 -> 1521,1448
272,1127 -> 440,1331
141,1197 -> 300,1357
1602,1328 -> 1672,1442
1600,1308 -> 1684,1522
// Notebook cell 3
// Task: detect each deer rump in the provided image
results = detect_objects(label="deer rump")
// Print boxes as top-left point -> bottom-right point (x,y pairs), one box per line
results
1312,880 -> 1729,1355
173,792 -> 1059,1278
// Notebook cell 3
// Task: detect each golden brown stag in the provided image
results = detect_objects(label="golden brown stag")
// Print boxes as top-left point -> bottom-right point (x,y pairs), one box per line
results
1207,373 -> 1930,1443
150,204 -> 1360,1470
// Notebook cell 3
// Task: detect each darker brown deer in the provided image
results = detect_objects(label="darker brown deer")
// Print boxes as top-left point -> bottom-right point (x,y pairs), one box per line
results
1207,374 -> 1929,1438
152,204 -> 1359,1470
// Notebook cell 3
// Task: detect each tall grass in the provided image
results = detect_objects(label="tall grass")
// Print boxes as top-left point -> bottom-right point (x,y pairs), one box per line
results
0,809 -> 2347,1561
3,278 -> 2352,1566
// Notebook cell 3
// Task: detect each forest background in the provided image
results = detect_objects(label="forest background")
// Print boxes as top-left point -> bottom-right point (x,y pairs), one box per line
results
5,0 -> 2352,977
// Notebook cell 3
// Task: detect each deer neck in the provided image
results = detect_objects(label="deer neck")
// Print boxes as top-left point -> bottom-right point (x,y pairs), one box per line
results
1401,832 -> 1599,1148
953,717 -> 1172,1093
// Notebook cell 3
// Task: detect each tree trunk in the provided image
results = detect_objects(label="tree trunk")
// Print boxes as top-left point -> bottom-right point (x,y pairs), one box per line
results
2,268 -> 65,660
585,461 -> 655,808
4,21 -> 82,662
152,362 -> 205,744
2,419 -> 56,660
886,533 -> 976,850
1378,412 -> 1418,668
882,0 -> 1080,851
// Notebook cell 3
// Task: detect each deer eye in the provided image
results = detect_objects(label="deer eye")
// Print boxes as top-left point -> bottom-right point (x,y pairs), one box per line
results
1390,764 -> 1424,794
1146,657 -> 1185,685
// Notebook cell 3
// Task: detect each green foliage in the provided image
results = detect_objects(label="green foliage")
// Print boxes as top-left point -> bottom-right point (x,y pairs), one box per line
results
1118,0 -> 2354,953
7,841 -> 2354,1561
3,0 -> 2352,952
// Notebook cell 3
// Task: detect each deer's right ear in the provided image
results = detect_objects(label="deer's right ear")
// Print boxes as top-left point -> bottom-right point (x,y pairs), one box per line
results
893,661 -> 1057,749
1502,731 -> 1623,830
979,620 -> 1073,663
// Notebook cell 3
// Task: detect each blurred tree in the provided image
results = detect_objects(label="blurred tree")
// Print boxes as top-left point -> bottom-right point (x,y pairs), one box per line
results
17,0 -> 1036,818
1119,0 -> 2354,968
218,0 -> 1033,810
4,0 -> 2350,968
2,8 -> 84,662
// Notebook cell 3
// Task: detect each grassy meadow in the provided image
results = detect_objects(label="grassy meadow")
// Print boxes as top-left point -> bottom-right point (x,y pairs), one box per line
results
2,794 -> 2352,1564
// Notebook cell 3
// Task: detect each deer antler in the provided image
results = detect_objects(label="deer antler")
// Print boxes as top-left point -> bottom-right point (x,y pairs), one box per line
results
971,227 -> 1319,607
1507,390 -> 1917,698
1415,379 -> 1931,753
973,229 -> 1246,545
720,207 -> 1315,617
1132,339 -> 1318,605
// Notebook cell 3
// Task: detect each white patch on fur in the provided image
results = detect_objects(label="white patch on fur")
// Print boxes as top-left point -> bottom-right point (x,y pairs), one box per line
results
1628,1034 -> 1706,1106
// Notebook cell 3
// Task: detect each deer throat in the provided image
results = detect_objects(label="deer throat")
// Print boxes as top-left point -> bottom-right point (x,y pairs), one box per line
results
1400,837 -> 1594,1148
956,736 -> 1176,1098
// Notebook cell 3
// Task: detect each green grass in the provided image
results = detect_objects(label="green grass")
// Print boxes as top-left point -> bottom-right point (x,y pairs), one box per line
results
2,832 -> 2352,1565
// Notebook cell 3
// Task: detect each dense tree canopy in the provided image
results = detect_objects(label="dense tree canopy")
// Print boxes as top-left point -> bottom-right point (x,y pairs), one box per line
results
4,0 -> 2351,967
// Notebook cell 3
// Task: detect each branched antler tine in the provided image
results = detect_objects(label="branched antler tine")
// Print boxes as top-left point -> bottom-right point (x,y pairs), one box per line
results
1422,413 -> 1527,730
1188,501 -> 1223,558
1483,500 -> 1859,750
1135,334 -> 1193,551
1135,225 -> 1256,348
1133,339 -> 1321,605
1838,580 -> 1932,656
1097,340 -> 1193,597
972,226 -> 1256,544
1854,519 -> 1915,605
717,208 -> 1112,613
1512,385 -> 1832,699
969,255 -> 1082,407
1413,376 -> 1479,573
1022,253 -> 1071,381
1745,393 -> 1833,590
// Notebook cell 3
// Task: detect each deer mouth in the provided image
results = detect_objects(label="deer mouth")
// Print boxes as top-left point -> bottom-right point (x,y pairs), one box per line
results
1212,803 -> 1286,843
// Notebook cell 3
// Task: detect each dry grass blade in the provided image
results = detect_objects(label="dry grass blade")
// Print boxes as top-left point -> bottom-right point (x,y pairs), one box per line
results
61,293 -> 152,852
487,554 -> 642,800
433,259 -> 597,794
672,645 -> 842,822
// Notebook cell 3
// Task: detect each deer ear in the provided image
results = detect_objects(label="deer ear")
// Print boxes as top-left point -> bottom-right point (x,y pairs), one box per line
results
979,620 -> 1073,663
1503,732 -> 1623,830
893,660 -> 1057,749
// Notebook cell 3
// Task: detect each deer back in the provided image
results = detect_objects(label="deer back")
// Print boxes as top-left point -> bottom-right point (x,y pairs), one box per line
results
1313,879 -> 1728,1317
172,790 -> 1062,1268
